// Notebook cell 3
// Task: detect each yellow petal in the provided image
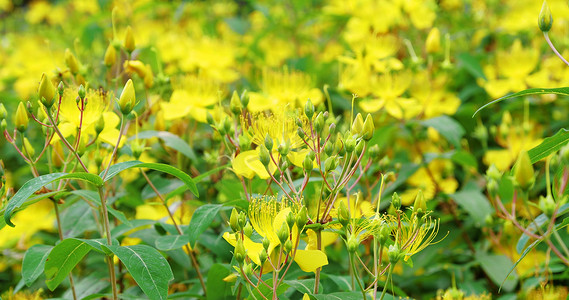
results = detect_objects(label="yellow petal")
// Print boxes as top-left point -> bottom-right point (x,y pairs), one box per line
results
222,232 -> 264,266
232,151 -> 256,179
483,149 -> 514,172
294,249 -> 328,273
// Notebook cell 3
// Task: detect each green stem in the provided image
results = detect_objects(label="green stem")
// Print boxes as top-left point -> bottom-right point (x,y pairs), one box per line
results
98,187 -> 118,300
314,229 -> 322,294
379,265 -> 393,300
53,200 -> 77,300
350,254 -> 366,299
553,229 -> 569,259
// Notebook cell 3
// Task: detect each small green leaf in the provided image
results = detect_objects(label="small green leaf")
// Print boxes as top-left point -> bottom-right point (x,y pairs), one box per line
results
285,279 -> 314,294
476,253 -> 518,292
206,264 -> 232,300
107,206 -> 131,226
501,240 -> 540,292
4,173 -> 103,227
103,245 -> 174,300
458,53 -> 487,80
155,235 -> 189,251
45,238 -> 102,290
136,130 -> 197,161
528,129 -> 569,163
165,163 -> 230,201
421,116 -> 465,148
22,244 -> 53,286
450,183 -> 493,227
187,204 -> 222,247
474,87 -> 569,116
100,161 -> 198,197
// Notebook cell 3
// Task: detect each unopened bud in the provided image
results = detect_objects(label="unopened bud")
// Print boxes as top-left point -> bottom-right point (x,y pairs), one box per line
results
362,114 -> 374,141
259,145 -> 271,167
303,155 -> 313,172
38,73 -> 56,108
240,90 -> 249,108
338,200 -> 350,227
229,208 -> 240,232
351,113 -> 364,136
262,237 -> 270,250
277,222 -> 290,244
369,145 -> 380,158
0,103 -> 7,120
392,192 -> 401,210
314,112 -> 324,133
324,156 -> 337,173
324,142 -> 334,156
15,102 -> 29,132
95,115 -> 105,134
513,150 -> 535,191
264,134 -> 273,151
23,137 -> 35,158
230,91 -> 242,115
124,26 -> 135,53
355,140 -> 364,156
238,211 -> 247,229
118,79 -> 136,115
539,195 -> 556,218
243,222 -> 253,237
104,43 -> 117,67
304,99 -> 314,119
388,244 -> 401,264
259,248 -> 268,263
58,81 -> 64,96
413,190 -> 427,217
65,49 -> 81,75
347,235 -> 359,253
538,1 -> 553,32
234,239 -> 246,264
286,212 -> 295,230
296,206 -> 308,228
78,84 -> 86,100
284,239 -> 293,253
345,136 -> 356,153
426,28 -> 441,54
206,112 -> 215,126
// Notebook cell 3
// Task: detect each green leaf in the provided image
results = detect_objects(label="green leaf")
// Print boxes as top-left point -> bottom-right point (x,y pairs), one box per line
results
45,238 -> 102,290
22,244 -> 53,286
458,53 -> 486,80
473,87 -> 569,116
516,203 -> 569,253
451,150 -> 478,169
100,161 -> 198,197
421,116 -> 465,148
528,129 -> 569,163
103,245 -> 174,300
206,264 -> 232,300
285,279 -> 314,294
450,183 -> 493,227
500,240 -> 541,293
155,235 -> 189,251
187,204 -> 222,247
165,163 -> 230,201
4,173 -> 103,227
252,278 -> 289,300
136,130 -> 197,161
0,190 -> 61,231
309,292 -> 388,300
107,206 -> 131,226
475,253 -> 518,292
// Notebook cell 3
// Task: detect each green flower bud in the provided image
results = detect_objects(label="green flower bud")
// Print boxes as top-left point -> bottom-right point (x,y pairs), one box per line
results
230,90 -> 242,115
223,117 -> 232,135
391,192 -> 401,210
206,112 -> 215,126
259,248 -> 268,263
1,119 -> 6,131
286,212 -> 295,230
124,26 -> 136,53
335,136 -> 345,155
23,137 -> 35,158
303,155 -> 314,172
238,211 -> 247,229
65,49 -> 81,75
324,142 -> 334,156
338,200 -> 350,227
345,136 -> 356,153
304,99 -> 314,119
277,222 -> 290,244
229,208 -> 239,232
377,224 -> 389,245
95,115 -> 105,135
239,134 -> 250,151
58,81 -> 64,96
351,113 -> 364,136
486,179 -> 499,196
277,141 -> 290,157
78,84 -> 86,100
297,127 -> 305,139
347,234 -> 359,253
284,240 -> 293,253
240,90 -> 249,108
244,222 -> 253,237
235,239 -> 246,264
259,145 -> 271,167
314,112 -> 324,133
308,151 -> 316,161
104,43 -> 117,67
362,114 -> 375,140
388,244 -> 401,264
118,79 -> 136,115
131,140 -> 145,160
244,263 -> 253,276
413,190 -> 427,217
295,206 -> 308,229
369,145 -> 380,158
486,164 -> 502,181
328,123 -> 336,135
15,102 -> 29,132
262,237 -> 270,250
0,103 -> 7,120
539,195 -> 556,218
216,121 -> 226,135
38,73 -> 56,108
355,140 -> 364,156
324,156 -> 337,173
538,0 -> 553,32
513,150 -> 535,191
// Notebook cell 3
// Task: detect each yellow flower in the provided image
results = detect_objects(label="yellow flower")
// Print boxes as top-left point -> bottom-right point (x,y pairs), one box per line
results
0,199 -> 54,249
397,213 -> 441,261
247,69 -> 323,112
223,196 -> 328,273
160,75 -> 222,123
410,71 -> 461,119
400,159 -> 458,206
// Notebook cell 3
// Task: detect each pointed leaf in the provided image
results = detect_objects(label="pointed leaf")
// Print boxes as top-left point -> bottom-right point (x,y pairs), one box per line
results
155,235 -> 190,251
135,130 -> 197,161
22,244 -> 53,286
474,87 -> 569,116
187,204 -> 222,247
103,245 -> 174,300
528,129 -> 569,163
45,238 -> 101,290
421,116 -> 465,148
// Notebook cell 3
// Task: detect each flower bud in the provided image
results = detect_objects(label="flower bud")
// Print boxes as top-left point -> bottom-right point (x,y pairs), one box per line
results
95,115 -> 105,135
104,43 -> 117,67
38,73 -> 56,108
264,134 -> 273,151
413,190 -> 426,217
388,244 -> 401,264
486,164 -> 502,182
206,112 -> 215,126
324,142 -> 334,156
347,235 -> 359,253
0,103 -> 7,120
324,156 -> 337,173
259,145 -> 271,167
238,211 -> 247,229
131,140 -> 145,159
124,26 -> 136,53
118,79 -> 136,115
335,136 -> 345,155
239,134 -> 251,151
262,237 -> 270,250
23,137 -> 35,158
78,84 -> 86,100
362,114 -> 374,141
286,212 -> 295,230
304,99 -> 314,119
513,150 -> 535,191
259,248 -> 268,263
278,141 -> 290,158
369,145 -> 380,158
277,222 -> 290,245
338,200 -> 350,227
243,263 -> 253,276
355,140 -> 364,156
230,90 -> 242,115
539,195 -> 556,218
538,1 -> 553,32
377,224 -> 389,245
314,112 -> 324,133
284,240 -> 293,253
344,136 -> 356,153
65,49 -> 81,75
58,81 -> 64,96
426,28 -> 441,54
351,113 -> 364,137
229,208 -> 240,232
240,90 -> 249,108
391,192 -> 401,210
243,222 -> 253,237
303,155 -> 313,172
296,206 -> 308,229
15,102 -> 29,132
297,127 -> 305,139
1,119 -> 6,131
234,239 -> 246,264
